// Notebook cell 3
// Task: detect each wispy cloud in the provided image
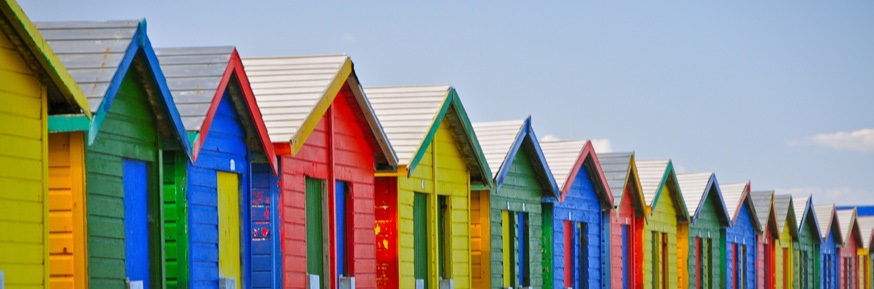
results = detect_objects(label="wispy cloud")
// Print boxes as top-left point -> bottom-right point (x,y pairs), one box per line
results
775,186 -> 874,206
788,128 -> 874,153
540,134 -> 612,153
341,33 -> 355,42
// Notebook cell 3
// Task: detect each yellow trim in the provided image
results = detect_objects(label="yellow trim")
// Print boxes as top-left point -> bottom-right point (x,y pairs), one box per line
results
289,58 -> 352,155
375,165 -> 407,177
41,85 -> 50,289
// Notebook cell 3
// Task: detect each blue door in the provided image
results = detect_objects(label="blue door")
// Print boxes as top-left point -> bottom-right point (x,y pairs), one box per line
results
336,181 -> 347,279
124,160 -> 150,288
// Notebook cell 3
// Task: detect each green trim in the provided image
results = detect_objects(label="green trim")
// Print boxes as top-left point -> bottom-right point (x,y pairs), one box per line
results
651,162 -> 690,221
1,0 -> 91,117
48,114 -> 90,133
406,92 -> 451,177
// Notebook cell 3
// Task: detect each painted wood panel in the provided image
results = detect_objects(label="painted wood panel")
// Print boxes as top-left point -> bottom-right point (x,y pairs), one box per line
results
0,26 -> 49,289
795,212 -> 819,289
611,187 -> 645,289
123,160 -> 150,289
218,172 -> 242,289
686,193 -> 724,289
48,132 -> 87,289
724,202 -> 758,289
161,151 -> 187,289
644,185 -> 679,289
820,232 -> 838,289
776,222 -> 794,289
250,162 -> 281,289
840,234 -> 858,289
306,177 -> 326,288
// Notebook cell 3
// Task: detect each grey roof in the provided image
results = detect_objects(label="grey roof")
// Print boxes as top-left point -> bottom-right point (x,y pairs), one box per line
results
837,208 -> 856,245
635,159 -> 671,206
721,182 -> 749,222
365,85 -> 450,165
540,140 -> 589,190
814,204 -> 837,239
36,20 -> 140,110
774,194 -> 793,233
856,216 -> 874,248
472,120 -> 525,178
242,54 -> 350,143
794,196 -> 810,229
156,47 -> 234,130
599,152 -> 634,202
677,172 -> 713,218
750,190 -> 774,231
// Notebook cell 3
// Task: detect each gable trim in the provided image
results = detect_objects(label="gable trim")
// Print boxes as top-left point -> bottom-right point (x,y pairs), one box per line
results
493,116 -> 560,197
287,58 -> 352,155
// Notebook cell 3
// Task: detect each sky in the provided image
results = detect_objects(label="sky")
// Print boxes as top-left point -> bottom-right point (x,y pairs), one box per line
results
20,1 -> 874,206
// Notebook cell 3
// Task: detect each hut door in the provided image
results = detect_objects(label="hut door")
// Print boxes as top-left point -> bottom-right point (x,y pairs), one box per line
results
218,172 -> 242,289
660,233 -> 668,289
413,193 -> 428,288
622,225 -> 630,289
517,213 -> 528,287
501,211 -> 515,287
306,178 -> 325,288
578,222 -> 588,289
336,181 -> 348,279
123,160 -> 151,289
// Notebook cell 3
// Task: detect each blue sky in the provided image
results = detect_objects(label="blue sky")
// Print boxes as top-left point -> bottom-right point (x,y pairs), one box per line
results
21,1 -> 874,205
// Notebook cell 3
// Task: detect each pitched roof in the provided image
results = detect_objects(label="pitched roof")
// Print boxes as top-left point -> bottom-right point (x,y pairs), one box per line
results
814,204 -> 839,241
677,172 -> 731,226
156,46 -> 277,173
750,190 -> 774,232
0,0 -> 90,116
472,118 -> 559,196
242,55 -> 396,170
37,19 -> 191,157
720,182 -> 755,225
635,159 -> 689,220
774,194 -> 796,236
857,216 -> 874,249
366,85 -> 491,187
599,152 -> 646,215
540,139 -> 614,205
837,208 -> 863,246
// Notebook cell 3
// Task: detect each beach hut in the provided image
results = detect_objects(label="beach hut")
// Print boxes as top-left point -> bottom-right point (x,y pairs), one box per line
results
366,85 -> 492,289
676,173 -> 731,289
242,55 -> 398,289
856,216 -> 874,289
772,195 -> 797,289
0,1 -> 90,288
814,204 -> 841,289
539,140 -> 614,289
601,152 -> 647,289
792,196 -> 821,289
470,118 -> 560,289
38,20 -> 192,288
155,47 -> 279,289
636,159 -> 690,289
750,190 -> 778,289
721,182 -> 761,289
836,208 -> 862,289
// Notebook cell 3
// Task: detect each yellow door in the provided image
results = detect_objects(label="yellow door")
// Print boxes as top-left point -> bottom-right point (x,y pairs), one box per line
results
49,132 -> 87,289
218,172 -> 241,289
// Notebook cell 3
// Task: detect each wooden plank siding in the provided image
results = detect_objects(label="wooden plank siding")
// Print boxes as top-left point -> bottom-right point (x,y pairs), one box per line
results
279,85 -> 380,289
840,231 -> 858,289
48,132 -> 87,289
724,201 -> 758,289
644,185 -> 682,289
610,189 -> 645,289
795,208 -> 820,289
820,229 -> 839,289
776,222 -> 795,289
686,193 -> 724,289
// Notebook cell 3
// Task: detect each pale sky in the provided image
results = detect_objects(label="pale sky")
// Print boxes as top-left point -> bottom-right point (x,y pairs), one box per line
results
21,1 -> 874,206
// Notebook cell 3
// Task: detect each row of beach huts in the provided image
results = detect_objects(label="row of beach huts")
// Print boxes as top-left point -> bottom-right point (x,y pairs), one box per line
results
1,1 -> 872,289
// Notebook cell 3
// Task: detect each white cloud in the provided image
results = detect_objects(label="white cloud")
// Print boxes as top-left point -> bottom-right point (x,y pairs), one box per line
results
775,186 -> 874,206
539,135 -> 612,153
341,33 -> 355,42
541,134 -> 561,142
789,128 -> 874,153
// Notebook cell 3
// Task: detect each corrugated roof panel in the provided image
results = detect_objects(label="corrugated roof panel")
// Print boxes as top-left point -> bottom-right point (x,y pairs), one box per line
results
366,85 -> 449,165
774,194 -> 793,232
598,152 -> 633,201
857,216 -> 874,248
750,190 -> 774,230
814,204 -> 836,239
720,183 -> 747,221
472,120 -> 524,178
677,173 -> 713,218
794,196 -> 810,229
837,208 -> 855,243
156,47 -> 234,130
540,140 -> 588,190
242,54 -> 349,143
36,20 -> 140,110
635,159 -> 671,206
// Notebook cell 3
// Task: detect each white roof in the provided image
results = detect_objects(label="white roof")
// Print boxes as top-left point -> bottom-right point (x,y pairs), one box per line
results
472,120 -> 525,178
242,54 -> 350,143
677,172 -> 713,217
794,196 -> 810,229
365,85 -> 450,165
814,204 -> 836,239
720,182 -> 749,221
635,159 -> 671,206
540,140 -> 589,190
837,208 -> 856,244
856,216 -> 874,248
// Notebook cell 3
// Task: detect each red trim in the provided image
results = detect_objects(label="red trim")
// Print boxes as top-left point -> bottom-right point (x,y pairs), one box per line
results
559,141 -> 614,206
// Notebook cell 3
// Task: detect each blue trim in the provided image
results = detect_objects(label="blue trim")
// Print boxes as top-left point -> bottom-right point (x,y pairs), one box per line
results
800,197 -> 823,241
493,116 -> 561,198
87,20 -> 192,159
336,181 -> 347,278
692,175 -> 732,227
123,160 -> 150,289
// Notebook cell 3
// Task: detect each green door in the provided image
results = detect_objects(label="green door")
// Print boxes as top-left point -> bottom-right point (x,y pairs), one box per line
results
414,193 -> 428,288
306,178 -> 324,288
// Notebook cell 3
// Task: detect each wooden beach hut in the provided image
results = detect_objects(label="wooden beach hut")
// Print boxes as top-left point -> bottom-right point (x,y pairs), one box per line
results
470,118 -> 560,289
156,47 -> 278,289
677,173 -> 731,289
792,196 -> 821,289
242,55 -> 398,289
814,204 -> 841,289
38,20 -> 192,288
836,208 -> 862,289
750,190 -> 778,289
636,159 -> 690,289
539,139 -> 614,289
772,194 -> 797,289
366,85 -> 492,289
601,152 -> 647,289
721,182 -> 761,289
855,216 -> 874,289
0,1 -> 90,288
